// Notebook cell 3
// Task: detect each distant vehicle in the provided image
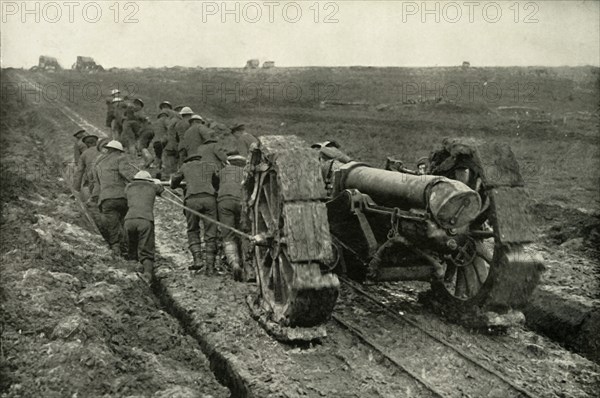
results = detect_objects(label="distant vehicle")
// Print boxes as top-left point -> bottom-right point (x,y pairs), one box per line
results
462,61 -> 471,69
262,61 -> 275,69
30,55 -> 62,71
245,59 -> 260,69
72,56 -> 104,72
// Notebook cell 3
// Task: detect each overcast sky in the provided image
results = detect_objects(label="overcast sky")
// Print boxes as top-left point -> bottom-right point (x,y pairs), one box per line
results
1,0 -> 599,68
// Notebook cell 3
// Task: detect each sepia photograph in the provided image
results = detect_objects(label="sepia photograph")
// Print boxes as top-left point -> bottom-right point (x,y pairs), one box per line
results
1,1 -> 599,397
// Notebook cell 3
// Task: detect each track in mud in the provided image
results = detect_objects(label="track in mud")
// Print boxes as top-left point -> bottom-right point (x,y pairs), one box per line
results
4,70 -> 600,397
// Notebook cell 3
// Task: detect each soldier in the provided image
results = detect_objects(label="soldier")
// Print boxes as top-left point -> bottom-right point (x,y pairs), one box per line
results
91,140 -> 137,257
195,135 -> 229,172
217,155 -> 246,281
416,157 -> 429,175
170,153 -> 219,274
136,116 -> 155,168
73,129 -> 88,163
151,111 -> 169,172
111,97 -> 126,140
159,100 -> 179,118
163,106 -> 190,177
120,98 -> 147,156
173,107 -> 194,167
124,170 -> 164,282
180,114 -> 209,160
312,141 -> 351,192
230,123 -> 259,157
105,89 -> 120,129
73,134 -> 100,195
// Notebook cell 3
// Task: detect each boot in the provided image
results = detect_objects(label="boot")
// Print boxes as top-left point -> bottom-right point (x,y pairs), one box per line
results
142,148 -> 154,168
205,243 -> 216,276
141,259 -> 154,283
188,245 -> 204,271
224,241 -> 243,281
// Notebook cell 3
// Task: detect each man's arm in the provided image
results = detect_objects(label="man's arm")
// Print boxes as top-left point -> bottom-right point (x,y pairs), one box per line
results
118,156 -> 138,182
170,170 -> 184,189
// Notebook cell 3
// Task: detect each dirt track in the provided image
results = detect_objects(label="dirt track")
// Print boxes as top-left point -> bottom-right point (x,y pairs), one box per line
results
1,69 -> 599,397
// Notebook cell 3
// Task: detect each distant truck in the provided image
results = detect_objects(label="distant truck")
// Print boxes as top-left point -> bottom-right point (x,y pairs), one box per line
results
30,55 -> 62,71
72,56 -> 104,72
245,59 -> 260,69
262,61 -> 275,69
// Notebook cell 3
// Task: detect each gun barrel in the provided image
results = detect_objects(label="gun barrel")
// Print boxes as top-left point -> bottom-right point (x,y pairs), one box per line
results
338,162 -> 481,228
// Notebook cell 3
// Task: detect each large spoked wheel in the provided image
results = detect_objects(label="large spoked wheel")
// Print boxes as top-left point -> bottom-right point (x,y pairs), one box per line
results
244,135 -> 340,327
430,159 -> 543,312
253,170 -> 296,323
432,218 -> 497,307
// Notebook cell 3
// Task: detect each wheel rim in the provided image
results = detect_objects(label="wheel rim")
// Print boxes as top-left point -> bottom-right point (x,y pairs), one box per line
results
253,171 -> 296,321
441,223 -> 493,301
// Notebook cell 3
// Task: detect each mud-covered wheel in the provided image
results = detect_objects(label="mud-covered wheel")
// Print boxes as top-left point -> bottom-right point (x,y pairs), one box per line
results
431,219 -> 497,306
243,135 -> 339,327
429,139 -> 544,312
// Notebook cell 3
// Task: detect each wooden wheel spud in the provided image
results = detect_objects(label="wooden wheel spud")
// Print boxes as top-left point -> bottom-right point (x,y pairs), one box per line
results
243,135 -> 339,327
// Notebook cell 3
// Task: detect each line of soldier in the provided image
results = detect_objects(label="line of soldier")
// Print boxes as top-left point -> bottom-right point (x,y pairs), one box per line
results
72,89 -> 259,282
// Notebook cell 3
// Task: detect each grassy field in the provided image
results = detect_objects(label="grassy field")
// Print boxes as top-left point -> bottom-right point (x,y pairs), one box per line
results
8,66 -> 599,215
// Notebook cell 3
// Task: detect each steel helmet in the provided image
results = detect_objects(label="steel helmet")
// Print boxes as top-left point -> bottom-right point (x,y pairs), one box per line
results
157,111 -> 169,118
190,114 -> 204,122
179,106 -> 193,115
133,170 -> 153,181
111,97 -> 124,103
105,140 -> 124,151
82,134 -> 99,143
159,101 -> 172,109
96,137 -> 111,151
73,129 -> 86,137
227,155 -> 247,166
110,89 -> 120,96
133,98 -> 144,107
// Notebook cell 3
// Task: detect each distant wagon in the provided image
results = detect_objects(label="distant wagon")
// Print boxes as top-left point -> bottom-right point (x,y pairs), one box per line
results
31,55 -> 62,71
72,56 -> 104,72
245,59 -> 260,69
262,61 -> 275,69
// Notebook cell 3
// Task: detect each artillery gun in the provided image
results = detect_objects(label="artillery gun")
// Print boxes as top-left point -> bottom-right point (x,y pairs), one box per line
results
243,136 -> 543,339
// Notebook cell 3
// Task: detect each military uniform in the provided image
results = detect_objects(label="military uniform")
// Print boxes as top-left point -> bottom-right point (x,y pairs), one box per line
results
181,123 -> 214,160
171,157 -> 219,273
124,178 -> 164,279
217,162 -> 245,280
163,113 -> 183,177
73,146 -> 101,195
92,150 -> 137,255
111,101 -> 128,140
73,137 -> 88,164
151,113 -> 169,170
233,131 -> 259,157
173,117 -> 192,167
120,104 -> 146,156
196,143 -> 228,171
105,100 -> 115,128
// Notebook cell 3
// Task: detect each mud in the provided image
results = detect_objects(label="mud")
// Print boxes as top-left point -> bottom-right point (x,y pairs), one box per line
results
0,85 -> 228,397
2,69 -> 600,397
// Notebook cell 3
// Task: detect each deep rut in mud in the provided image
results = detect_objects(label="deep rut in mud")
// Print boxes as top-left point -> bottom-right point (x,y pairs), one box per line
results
2,70 -> 599,398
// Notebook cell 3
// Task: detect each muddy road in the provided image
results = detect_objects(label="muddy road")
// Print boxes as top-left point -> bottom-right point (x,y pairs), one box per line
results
1,69 -> 599,397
